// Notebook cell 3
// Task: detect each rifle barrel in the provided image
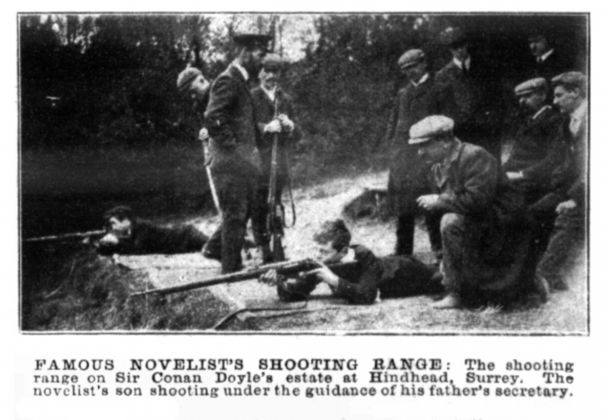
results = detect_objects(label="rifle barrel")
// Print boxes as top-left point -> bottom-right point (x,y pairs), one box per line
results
131,258 -> 318,297
24,229 -> 105,243
130,259 -> 358,298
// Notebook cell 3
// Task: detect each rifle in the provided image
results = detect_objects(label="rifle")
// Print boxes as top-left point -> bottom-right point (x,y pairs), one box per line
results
130,258 -> 357,297
266,92 -> 286,262
24,229 -> 105,243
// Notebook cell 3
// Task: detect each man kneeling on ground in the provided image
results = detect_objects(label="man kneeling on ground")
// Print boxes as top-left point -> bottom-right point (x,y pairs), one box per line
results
413,115 -> 535,309
261,219 -> 442,304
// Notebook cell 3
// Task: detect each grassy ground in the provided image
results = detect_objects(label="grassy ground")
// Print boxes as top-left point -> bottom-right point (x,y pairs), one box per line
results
20,146 -> 588,333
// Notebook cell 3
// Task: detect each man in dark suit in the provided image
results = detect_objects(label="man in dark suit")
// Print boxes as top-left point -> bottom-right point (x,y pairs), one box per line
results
413,116 -> 531,309
250,54 -> 301,262
503,77 -> 566,205
385,48 -> 450,257
536,72 -> 587,293
435,27 -> 503,158
202,33 -> 270,273
527,32 -> 575,82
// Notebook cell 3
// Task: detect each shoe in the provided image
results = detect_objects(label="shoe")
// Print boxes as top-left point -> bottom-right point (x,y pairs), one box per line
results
201,244 -> 221,261
534,274 -> 550,303
432,293 -> 462,309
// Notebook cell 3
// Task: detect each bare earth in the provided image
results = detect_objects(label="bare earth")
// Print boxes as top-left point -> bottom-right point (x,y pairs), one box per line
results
118,170 -> 588,334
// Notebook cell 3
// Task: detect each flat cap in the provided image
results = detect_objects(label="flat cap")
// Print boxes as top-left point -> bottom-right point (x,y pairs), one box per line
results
551,71 -> 587,91
409,115 -> 455,145
261,53 -> 284,70
440,27 -> 467,47
176,67 -> 203,93
515,77 -> 548,96
233,33 -> 272,49
398,49 -> 426,69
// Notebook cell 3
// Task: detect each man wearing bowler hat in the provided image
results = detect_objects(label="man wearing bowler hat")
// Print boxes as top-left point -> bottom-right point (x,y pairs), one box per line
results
412,116 -> 531,309
385,48 -> 452,258
202,32 -> 271,273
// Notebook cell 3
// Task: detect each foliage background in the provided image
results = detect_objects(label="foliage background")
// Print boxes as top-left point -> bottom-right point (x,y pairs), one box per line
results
19,13 -> 588,236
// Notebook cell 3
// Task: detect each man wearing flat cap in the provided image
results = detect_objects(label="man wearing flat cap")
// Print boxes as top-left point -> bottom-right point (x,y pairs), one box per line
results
412,116 -> 531,309
202,32 -> 271,273
385,48 -> 453,257
502,78 -> 566,270
435,27 -> 503,158
250,53 -> 301,262
535,71 -> 588,293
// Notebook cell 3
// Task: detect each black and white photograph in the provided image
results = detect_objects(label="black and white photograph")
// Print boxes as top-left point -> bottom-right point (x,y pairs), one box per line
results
19,12 -> 589,334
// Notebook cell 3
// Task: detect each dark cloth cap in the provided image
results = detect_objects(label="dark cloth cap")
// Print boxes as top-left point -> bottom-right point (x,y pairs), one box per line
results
551,71 -> 587,91
398,49 -> 426,69
233,33 -> 272,49
176,67 -> 203,93
262,53 -> 284,70
515,77 -> 548,96
440,27 -> 467,47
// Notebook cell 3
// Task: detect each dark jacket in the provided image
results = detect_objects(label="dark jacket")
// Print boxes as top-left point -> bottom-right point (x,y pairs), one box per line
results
435,60 -> 502,149
527,50 -> 576,82
503,106 -> 566,198
385,74 -> 451,145
277,245 -> 438,305
204,64 -> 261,174
431,139 -> 528,269
432,139 -> 524,218
250,86 -> 301,180
386,74 -> 453,198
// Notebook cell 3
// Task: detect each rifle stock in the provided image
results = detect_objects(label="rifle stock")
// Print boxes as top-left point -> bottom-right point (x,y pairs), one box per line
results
130,258 -> 357,297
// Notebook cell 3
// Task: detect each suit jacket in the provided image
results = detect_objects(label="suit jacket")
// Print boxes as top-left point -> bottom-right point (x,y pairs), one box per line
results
431,139 -> 527,263
386,74 -> 453,193
204,64 -> 261,174
385,74 -> 451,145
432,139 -> 525,222
552,110 -> 588,206
503,106 -> 566,195
435,60 -> 502,143
528,50 -> 576,82
250,86 -> 301,180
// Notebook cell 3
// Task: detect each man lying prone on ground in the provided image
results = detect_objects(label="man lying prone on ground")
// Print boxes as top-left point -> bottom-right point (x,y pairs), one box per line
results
97,206 -> 209,255
260,219 -> 442,304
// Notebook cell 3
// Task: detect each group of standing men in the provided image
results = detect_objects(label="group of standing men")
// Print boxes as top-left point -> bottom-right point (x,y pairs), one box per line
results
177,26 -> 587,310
385,27 -> 587,308
177,33 -> 299,274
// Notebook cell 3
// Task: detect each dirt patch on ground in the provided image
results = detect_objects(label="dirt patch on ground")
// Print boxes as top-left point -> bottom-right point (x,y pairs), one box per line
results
21,169 -> 588,334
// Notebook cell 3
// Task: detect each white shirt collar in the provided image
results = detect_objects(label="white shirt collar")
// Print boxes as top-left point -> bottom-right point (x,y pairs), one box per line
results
232,61 -> 249,81
411,73 -> 429,87
453,57 -> 471,71
260,84 -> 277,102
532,105 -> 551,120
538,49 -> 554,63
571,100 -> 588,121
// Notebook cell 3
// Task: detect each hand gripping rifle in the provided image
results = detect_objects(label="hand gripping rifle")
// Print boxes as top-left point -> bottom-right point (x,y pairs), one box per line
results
130,258 -> 356,297
266,92 -> 286,262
